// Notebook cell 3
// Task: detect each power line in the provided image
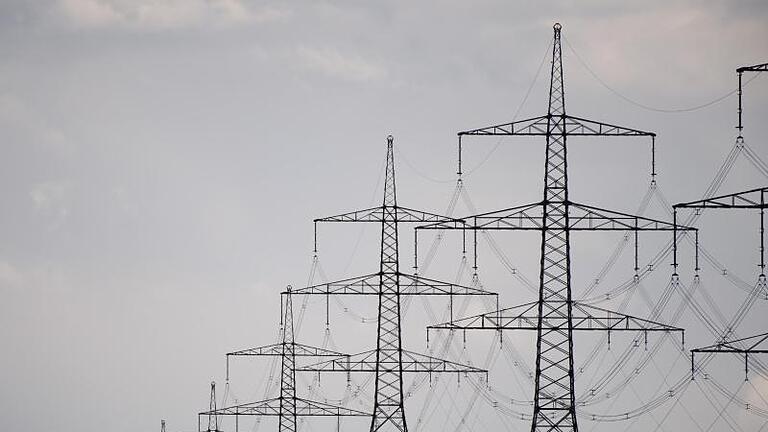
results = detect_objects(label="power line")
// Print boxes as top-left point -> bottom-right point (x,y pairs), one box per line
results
563,36 -> 763,114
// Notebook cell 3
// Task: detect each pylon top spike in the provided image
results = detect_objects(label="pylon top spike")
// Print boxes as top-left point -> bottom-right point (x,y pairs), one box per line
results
383,134 -> 398,208
554,22 -> 562,31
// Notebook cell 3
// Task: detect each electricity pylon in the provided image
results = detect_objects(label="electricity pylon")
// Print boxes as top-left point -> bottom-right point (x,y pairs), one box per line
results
288,135 -> 497,432
674,188 -> 768,379
200,288 -> 368,432
200,382 -> 222,432
418,23 -> 692,432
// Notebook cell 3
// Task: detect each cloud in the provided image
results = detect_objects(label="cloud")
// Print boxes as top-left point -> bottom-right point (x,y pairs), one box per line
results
565,4 -> 768,89
56,0 -> 287,30
58,0 -> 121,28
30,181 -> 71,229
296,46 -> 387,82
0,261 -> 23,290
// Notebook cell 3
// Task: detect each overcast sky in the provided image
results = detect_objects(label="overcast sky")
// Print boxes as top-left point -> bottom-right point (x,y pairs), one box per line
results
0,1 -> 767,432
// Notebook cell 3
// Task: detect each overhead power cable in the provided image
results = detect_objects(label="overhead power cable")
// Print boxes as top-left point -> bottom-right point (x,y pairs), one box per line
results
563,36 -> 763,113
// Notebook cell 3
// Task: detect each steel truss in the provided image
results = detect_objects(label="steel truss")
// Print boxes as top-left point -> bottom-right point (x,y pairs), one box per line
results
296,349 -> 487,377
200,289 -> 368,432
675,188 -> 768,379
691,332 -> 768,380
674,186 -> 768,273
201,382 -> 222,432
420,201 -> 685,231
428,301 -> 684,335
288,135 -> 496,432
418,23 -> 692,432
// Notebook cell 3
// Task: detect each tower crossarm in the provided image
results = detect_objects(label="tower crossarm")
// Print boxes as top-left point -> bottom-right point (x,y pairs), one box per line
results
691,331 -> 768,380
287,273 -> 381,295
417,202 -> 543,230
417,201 -> 695,232
427,301 -> 684,334
674,187 -> 768,209
560,115 -> 655,136
200,397 -> 369,417
691,331 -> 768,354
399,273 -> 496,296
673,186 -> 768,274
285,272 -> 496,297
296,349 -> 487,376
227,343 -> 347,358
568,202 -> 696,231
314,206 -> 465,224
458,115 -> 550,136
458,114 -> 654,137
737,62 -> 768,73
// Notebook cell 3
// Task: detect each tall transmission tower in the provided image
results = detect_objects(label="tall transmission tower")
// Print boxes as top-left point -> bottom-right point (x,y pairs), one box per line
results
288,134 -> 497,432
161,420 -> 166,432
200,288 -> 368,432
418,23 -> 692,432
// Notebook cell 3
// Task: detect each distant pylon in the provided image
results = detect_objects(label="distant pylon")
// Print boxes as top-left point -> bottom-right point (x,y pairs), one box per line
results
161,419 -> 166,432
200,288 -> 368,431
206,382 -> 221,432
289,135 -> 496,432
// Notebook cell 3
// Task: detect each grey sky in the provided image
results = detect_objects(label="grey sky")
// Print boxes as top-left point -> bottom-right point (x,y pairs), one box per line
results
0,1 -> 767,431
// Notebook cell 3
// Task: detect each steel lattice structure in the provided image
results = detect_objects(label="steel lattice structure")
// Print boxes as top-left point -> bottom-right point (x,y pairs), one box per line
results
200,382 -> 222,432
287,135 -> 497,432
674,187 -> 768,274
418,23 -> 692,432
675,188 -> 768,379
691,332 -> 768,380
199,288 -> 368,432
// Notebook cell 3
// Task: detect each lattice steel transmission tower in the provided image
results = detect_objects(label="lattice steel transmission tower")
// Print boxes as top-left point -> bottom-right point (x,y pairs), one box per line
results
289,135 -> 497,432
200,288 -> 368,432
201,382 -> 222,432
419,23 -> 692,432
